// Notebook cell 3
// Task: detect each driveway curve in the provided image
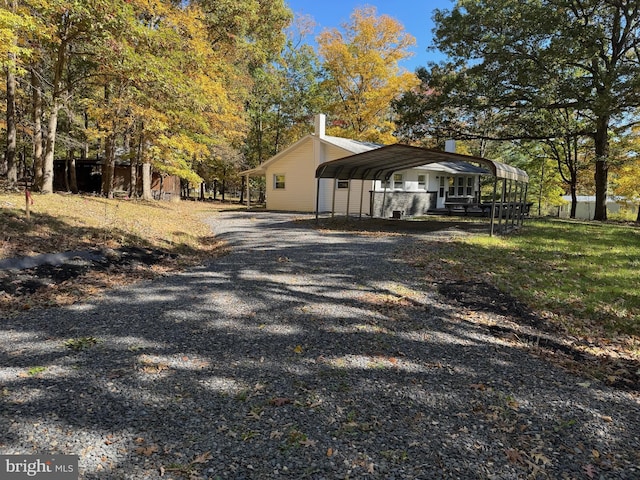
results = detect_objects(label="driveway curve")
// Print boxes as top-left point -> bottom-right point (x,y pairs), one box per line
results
1,211 -> 638,479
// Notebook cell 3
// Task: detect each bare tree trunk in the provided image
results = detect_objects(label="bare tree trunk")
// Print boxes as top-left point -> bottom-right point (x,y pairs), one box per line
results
5,60 -> 18,183
125,130 -> 137,197
31,67 -> 44,189
101,134 -> 115,198
68,148 -> 78,193
593,116 -> 610,221
42,102 -> 61,193
42,37 -> 68,194
142,162 -> 152,200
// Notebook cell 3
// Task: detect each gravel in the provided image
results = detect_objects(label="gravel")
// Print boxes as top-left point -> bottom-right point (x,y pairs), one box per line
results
1,211 -> 638,479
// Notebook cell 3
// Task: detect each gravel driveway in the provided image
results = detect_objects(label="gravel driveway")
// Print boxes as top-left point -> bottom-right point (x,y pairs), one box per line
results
1,211 -> 638,479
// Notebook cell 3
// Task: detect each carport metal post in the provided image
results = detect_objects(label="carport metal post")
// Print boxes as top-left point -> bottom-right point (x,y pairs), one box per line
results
359,168 -> 372,219
510,180 -> 517,229
490,176 -> 498,237
346,179 -> 352,220
381,176 -> 389,218
498,179 -> 507,234
331,178 -> 337,218
315,176 -> 321,222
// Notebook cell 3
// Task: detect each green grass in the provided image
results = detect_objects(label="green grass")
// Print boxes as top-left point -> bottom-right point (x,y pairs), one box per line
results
434,218 -> 640,337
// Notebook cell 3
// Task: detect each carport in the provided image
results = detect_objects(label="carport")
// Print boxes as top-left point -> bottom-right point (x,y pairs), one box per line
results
314,144 -> 530,236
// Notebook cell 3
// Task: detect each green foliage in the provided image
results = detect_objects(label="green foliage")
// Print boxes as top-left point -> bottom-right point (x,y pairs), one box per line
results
397,0 -> 640,221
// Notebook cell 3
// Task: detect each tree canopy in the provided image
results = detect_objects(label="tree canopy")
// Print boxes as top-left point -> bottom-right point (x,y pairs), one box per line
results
318,6 -> 419,144
396,0 -> 640,220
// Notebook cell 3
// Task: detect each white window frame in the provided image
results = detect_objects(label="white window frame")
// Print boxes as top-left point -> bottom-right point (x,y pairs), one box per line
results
417,174 -> 427,190
274,174 -> 285,190
393,173 -> 404,190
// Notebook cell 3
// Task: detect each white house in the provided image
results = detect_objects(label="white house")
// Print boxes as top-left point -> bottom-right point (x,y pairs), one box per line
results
242,115 -> 491,216
558,195 -> 638,220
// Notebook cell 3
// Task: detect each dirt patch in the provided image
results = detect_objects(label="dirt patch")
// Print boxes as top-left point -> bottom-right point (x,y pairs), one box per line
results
0,246 -> 177,312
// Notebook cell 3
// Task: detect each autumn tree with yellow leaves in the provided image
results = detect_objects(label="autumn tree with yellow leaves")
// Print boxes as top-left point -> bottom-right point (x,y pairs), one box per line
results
317,6 -> 419,144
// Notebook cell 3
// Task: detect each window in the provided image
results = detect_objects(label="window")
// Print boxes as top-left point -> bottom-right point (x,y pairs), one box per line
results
457,177 -> 465,196
274,174 -> 285,189
448,177 -> 455,196
418,174 -> 426,190
380,178 -> 391,189
337,180 -> 349,189
439,177 -> 446,198
393,173 -> 403,189
466,177 -> 474,196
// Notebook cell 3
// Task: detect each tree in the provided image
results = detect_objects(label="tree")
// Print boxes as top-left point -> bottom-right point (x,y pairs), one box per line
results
2,0 -> 35,183
611,127 -> 640,222
415,0 -> 640,220
244,13 -> 325,170
317,6 -> 419,143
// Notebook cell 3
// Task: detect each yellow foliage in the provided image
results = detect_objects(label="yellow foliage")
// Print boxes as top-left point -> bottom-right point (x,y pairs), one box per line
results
318,6 -> 420,142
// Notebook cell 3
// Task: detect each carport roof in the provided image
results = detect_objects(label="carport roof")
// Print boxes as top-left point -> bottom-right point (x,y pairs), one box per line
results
315,144 -> 529,183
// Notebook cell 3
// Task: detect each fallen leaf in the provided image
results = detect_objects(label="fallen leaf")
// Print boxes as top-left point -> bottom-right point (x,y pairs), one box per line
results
327,448 -> 334,457
367,463 -> 375,474
293,345 -> 303,354
505,449 -> 523,464
531,452 -> 551,466
583,463 -> 597,479
192,451 -> 212,464
469,383 -> 486,390
591,449 -> 600,459
299,438 -> 316,447
601,415 -> 613,423
270,397 -> 291,407
135,444 -> 159,456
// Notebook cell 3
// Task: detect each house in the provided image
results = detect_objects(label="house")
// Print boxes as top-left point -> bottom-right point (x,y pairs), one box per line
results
558,195 -> 637,220
241,115 -> 492,217
53,158 -> 181,199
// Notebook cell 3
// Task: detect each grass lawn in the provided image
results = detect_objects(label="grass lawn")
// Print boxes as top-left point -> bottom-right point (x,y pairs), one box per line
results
0,191 -> 224,260
402,218 -> 639,360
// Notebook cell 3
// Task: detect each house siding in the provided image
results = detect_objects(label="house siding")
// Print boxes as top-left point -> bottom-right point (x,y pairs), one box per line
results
264,138 -> 317,212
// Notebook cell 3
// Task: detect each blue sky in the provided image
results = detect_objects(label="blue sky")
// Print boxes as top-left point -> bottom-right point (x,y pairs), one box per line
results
285,0 -> 455,71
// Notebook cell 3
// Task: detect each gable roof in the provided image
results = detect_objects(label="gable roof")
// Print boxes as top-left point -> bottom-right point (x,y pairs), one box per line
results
315,144 -> 529,183
240,134 -> 381,176
415,161 -> 489,175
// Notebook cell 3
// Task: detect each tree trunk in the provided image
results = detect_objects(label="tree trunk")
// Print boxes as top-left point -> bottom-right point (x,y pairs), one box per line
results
142,161 -> 152,200
68,149 -> 78,193
636,205 -> 640,223
31,68 -> 44,189
239,175 -> 245,203
42,103 -> 60,193
101,134 -> 115,198
5,60 -> 18,183
593,116 -> 610,221
42,37 -> 67,194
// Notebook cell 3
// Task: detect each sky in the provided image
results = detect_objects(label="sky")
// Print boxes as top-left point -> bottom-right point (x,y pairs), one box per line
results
285,0 -> 456,71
